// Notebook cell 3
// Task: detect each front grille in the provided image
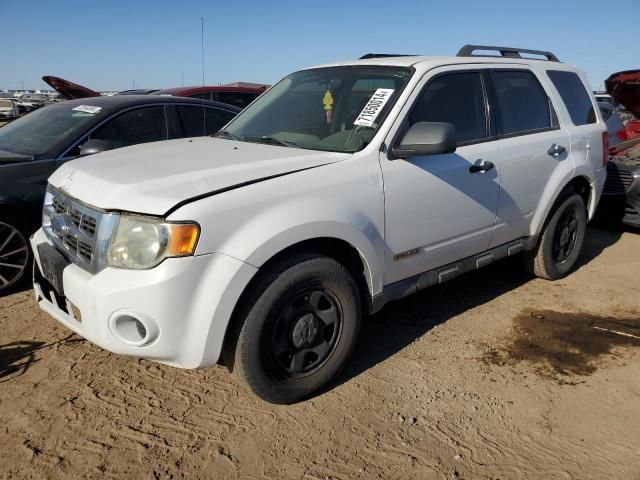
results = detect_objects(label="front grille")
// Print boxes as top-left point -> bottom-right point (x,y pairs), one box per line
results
43,188 -> 116,273
603,163 -> 634,195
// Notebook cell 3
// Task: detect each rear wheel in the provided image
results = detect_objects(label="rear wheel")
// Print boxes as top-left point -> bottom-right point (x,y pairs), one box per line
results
224,252 -> 361,404
524,193 -> 587,280
0,214 -> 31,293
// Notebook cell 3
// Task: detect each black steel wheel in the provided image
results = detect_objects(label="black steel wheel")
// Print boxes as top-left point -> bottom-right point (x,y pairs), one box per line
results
552,209 -> 579,263
0,220 -> 30,292
524,193 -> 587,280
268,287 -> 343,376
224,252 -> 361,404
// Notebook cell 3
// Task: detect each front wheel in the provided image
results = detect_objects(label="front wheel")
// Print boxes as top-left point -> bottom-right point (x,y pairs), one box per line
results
524,193 -> 587,280
0,215 -> 32,294
224,253 -> 361,404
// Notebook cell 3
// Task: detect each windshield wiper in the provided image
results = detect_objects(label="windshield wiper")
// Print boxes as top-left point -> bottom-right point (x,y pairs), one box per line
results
243,136 -> 301,148
212,130 -> 241,141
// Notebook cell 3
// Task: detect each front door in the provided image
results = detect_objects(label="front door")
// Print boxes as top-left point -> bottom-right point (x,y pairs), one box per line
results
381,69 -> 500,285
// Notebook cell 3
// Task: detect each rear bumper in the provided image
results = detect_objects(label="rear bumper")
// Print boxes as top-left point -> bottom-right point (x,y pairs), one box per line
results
31,228 -> 258,368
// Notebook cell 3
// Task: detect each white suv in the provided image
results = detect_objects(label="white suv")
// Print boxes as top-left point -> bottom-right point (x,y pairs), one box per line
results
31,45 -> 608,403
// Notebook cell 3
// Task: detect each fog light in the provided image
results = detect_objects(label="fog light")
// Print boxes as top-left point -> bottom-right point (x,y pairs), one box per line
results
109,312 -> 158,347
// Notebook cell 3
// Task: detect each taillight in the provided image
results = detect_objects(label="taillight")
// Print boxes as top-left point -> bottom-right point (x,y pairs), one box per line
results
602,132 -> 609,166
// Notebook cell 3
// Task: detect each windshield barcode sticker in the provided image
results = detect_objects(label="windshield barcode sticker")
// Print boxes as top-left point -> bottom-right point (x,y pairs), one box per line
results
354,88 -> 395,127
72,105 -> 102,114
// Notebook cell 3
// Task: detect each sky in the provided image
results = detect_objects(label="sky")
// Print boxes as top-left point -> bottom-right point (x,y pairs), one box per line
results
1,0 -> 638,92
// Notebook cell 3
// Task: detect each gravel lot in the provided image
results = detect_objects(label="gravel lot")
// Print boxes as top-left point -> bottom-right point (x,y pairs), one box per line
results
1,225 -> 639,479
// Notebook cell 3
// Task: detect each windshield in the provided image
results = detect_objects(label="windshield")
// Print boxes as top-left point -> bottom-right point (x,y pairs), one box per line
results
221,66 -> 412,153
0,103 -> 107,156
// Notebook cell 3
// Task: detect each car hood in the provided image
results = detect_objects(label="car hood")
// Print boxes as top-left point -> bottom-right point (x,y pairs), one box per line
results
49,137 -> 350,216
42,75 -> 100,100
605,69 -> 640,118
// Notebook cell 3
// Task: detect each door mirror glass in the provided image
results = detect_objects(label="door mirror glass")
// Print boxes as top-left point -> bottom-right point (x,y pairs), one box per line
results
390,122 -> 457,159
79,138 -> 114,156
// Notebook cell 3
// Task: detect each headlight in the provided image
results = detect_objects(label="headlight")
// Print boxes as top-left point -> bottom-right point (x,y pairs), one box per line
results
107,215 -> 199,270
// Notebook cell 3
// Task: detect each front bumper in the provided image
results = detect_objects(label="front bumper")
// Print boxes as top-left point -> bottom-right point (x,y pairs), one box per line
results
31,228 -> 258,368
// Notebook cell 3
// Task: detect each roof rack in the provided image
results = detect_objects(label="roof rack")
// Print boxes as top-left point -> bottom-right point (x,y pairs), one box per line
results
457,45 -> 560,62
359,53 -> 416,59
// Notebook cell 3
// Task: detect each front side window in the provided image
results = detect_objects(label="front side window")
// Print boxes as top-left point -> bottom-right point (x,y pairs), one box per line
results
410,72 -> 487,144
91,106 -> 167,148
547,70 -> 596,126
492,70 -> 552,135
221,66 -> 412,153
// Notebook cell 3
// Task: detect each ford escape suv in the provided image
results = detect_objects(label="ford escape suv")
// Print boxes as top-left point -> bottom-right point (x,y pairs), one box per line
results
31,45 -> 607,404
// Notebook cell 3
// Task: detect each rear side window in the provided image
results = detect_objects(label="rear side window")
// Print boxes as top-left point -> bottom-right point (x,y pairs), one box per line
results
91,106 -> 167,148
547,70 -> 596,126
176,106 -> 235,136
492,70 -> 552,136
410,72 -> 487,144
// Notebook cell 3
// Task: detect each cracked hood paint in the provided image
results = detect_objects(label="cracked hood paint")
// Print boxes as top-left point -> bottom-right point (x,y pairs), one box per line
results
49,137 -> 350,215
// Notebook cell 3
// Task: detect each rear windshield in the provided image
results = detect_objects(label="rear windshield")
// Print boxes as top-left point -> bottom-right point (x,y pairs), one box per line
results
0,103 -> 107,156
0,100 -> 13,107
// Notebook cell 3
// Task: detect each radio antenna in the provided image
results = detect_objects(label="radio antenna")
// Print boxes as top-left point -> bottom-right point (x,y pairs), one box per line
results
201,16 -> 206,135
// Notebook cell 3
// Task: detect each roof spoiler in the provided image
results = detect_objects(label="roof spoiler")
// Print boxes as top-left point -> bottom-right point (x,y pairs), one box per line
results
457,44 -> 560,62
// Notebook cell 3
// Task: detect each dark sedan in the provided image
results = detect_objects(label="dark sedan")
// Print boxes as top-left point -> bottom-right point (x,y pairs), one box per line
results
0,95 -> 239,292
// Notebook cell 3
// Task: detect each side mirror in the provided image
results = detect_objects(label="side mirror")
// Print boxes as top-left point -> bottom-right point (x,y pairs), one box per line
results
389,122 -> 457,159
79,139 -> 114,156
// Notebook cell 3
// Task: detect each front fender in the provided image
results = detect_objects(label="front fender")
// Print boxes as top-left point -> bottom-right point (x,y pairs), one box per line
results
215,198 -> 384,296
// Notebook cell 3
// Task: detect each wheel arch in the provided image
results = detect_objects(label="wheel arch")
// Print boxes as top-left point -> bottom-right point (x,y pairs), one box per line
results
219,235 -> 377,367
534,175 -> 592,237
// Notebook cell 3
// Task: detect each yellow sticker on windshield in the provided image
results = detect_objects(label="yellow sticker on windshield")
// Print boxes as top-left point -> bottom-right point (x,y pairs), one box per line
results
323,90 -> 333,111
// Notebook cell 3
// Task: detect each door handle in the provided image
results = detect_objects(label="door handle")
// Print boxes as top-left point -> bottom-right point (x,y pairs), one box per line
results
547,144 -> 566,157
469,161 -> 494,173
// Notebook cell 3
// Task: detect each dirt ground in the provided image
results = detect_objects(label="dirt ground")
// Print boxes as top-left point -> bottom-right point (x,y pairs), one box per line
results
1,225 -> 639,480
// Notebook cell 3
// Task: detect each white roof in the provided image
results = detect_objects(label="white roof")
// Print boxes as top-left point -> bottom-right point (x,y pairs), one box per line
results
307,55 -> 572,71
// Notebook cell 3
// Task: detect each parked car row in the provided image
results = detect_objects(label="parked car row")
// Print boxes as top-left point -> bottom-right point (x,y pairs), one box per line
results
43,75 -> 269,109
24,44 -> 611,403
2,44 -> 636,403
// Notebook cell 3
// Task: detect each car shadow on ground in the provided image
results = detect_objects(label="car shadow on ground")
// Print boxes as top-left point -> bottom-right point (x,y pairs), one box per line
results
333,224 -> 627,392
0,340 -> 45,382
0,334 -> 81,383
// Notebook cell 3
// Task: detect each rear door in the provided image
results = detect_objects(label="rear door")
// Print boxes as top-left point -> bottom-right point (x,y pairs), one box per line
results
546,69 -> 605,177
488,68 -> 571,246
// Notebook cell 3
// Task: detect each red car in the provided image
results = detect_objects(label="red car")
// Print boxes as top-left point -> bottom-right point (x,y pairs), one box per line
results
43,76 -> 268,109
152,84 -> 268,108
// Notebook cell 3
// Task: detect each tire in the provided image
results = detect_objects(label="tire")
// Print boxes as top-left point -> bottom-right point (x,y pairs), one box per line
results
223,252 -> 361,404
524,193 -> 587,280
0,212 -> 32,294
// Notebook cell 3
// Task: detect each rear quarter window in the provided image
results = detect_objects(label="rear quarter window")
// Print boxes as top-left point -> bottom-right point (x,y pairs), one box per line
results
547,70 -> 596,126
491,70 -> 553,136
